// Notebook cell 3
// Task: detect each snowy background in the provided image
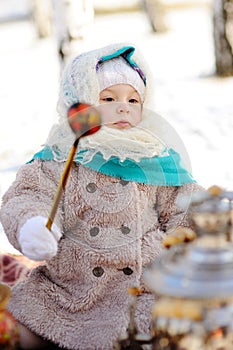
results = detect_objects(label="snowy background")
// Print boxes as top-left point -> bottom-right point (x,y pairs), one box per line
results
1,0 -> 233,253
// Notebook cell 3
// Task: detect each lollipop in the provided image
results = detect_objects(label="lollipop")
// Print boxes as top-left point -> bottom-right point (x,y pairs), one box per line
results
46,103 -> 101,230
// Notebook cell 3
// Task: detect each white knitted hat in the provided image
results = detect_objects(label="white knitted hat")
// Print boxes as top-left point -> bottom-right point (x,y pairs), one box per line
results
96,56 -> 146,102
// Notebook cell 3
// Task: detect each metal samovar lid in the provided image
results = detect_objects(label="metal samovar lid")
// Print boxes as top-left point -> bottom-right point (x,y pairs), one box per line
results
144,186 -> 233,299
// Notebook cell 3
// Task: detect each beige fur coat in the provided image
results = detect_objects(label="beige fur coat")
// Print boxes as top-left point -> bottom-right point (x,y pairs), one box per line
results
0,158 -> 202,349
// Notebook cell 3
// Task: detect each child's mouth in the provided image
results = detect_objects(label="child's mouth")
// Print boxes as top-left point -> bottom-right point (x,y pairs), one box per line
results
114,121 -> 131,128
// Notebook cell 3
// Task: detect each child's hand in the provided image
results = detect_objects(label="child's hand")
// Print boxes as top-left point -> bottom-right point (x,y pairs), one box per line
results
18,216 -> 62,261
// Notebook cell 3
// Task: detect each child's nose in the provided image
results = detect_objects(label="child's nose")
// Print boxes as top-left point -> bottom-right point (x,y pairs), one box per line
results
116,102 -> 129,114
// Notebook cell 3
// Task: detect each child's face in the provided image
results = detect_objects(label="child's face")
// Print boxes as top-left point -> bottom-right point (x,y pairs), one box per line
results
98,84 -> 142,129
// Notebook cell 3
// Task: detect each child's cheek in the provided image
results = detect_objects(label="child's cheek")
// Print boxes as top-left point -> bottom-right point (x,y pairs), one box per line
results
96,104 -> 116,126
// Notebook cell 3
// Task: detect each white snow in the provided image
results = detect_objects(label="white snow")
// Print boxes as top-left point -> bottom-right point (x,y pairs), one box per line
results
0,2 -> 233,253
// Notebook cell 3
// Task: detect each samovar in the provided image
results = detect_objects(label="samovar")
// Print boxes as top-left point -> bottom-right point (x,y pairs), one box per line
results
116,186 -> 233,349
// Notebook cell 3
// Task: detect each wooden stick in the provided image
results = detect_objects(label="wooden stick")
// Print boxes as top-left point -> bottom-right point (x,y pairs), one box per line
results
45,102 -> 101,231
46,139 -> 78,231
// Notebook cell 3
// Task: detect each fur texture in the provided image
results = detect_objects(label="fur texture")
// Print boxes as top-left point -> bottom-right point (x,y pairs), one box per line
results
0,159 -> 202,349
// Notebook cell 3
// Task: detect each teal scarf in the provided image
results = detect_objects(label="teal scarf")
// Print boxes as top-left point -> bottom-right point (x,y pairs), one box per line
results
29,147 -> 196,186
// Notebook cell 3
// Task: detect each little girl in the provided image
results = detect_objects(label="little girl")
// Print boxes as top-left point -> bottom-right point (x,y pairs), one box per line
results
0,43 -> 202,349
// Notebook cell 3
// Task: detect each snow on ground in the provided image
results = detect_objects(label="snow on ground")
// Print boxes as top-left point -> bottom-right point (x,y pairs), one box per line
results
0,2 -> 233,253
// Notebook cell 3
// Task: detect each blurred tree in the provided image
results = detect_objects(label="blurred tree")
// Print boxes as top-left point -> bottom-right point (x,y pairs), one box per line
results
32,0 -> 53,38
31,0 -> 94,66
143,0 -> 233,76
213,0 -> 233,75
142,0 -> 167,32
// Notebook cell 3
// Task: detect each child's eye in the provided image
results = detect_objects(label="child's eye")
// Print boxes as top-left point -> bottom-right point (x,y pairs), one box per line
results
101,97 -> 114,102
129,98 -> 139,104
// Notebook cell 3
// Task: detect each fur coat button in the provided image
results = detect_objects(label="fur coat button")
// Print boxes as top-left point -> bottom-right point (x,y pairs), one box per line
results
119,180 -> 129,186
92,267 -> 104,277
90,227 -> 99,236
122,267 -> 133,275
153,202 -> 158,210
120,225 -> 131,235
86,182 -> 97,193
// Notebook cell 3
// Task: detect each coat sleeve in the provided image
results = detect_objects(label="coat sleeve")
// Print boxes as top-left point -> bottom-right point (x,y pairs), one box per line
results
0,159 -> 64,252
156,182 -> 204,234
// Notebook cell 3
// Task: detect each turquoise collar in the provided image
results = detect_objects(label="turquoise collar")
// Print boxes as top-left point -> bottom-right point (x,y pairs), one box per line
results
29,147 -> 196,186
